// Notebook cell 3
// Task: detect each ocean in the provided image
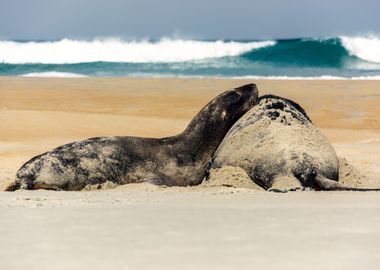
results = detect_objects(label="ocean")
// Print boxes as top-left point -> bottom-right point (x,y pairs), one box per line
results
1,36 -> 380,79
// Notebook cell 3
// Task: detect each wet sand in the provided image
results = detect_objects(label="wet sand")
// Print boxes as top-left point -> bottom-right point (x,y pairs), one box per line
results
0,77 -> 380,269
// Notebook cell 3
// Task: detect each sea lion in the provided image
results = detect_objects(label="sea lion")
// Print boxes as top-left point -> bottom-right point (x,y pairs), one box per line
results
5,84 -> 258,191
207,95 -> 380,192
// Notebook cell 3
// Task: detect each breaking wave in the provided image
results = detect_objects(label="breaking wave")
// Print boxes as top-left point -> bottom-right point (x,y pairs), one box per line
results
1,35 -> 380,78
340,35 -> 380,64
0,38 -> 275,64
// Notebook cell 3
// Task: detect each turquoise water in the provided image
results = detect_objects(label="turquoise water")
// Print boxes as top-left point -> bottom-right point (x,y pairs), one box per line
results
1,36 -> 380,78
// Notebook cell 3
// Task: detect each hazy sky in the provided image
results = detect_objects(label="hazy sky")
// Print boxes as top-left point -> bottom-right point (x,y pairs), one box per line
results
1,0 -> 379,40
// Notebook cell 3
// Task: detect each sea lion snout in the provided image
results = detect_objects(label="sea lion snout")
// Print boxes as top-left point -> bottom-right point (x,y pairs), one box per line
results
235,83 -> 258,107
225,83 -> 258,117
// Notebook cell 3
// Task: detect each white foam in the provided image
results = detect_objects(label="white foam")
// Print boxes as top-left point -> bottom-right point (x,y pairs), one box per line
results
230,75 -> 380,80
349,75 -> 380,80
21,72 -> 87,78
0,38 -> 275,64
340,35 -> 380,64
18,72 -> 380,80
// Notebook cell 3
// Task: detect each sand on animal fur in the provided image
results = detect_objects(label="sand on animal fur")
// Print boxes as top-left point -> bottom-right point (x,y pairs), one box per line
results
203,157 -> 371,190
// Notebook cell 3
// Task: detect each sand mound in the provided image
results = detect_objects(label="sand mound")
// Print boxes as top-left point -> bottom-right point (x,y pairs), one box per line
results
202,166 -> 264,190
83,181 -> 120,191
338,157 -> 371,188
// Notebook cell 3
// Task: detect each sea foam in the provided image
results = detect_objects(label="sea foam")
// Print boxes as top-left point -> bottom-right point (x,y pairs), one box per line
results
21,72 -> 87,78
0,38 -> 275,64
340,35 -> 380,64
231,75 -> 380,80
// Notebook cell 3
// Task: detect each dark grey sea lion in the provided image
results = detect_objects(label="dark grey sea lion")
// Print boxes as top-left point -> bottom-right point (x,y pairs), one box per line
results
5,84 -> 258,191
207,95 -> 380,192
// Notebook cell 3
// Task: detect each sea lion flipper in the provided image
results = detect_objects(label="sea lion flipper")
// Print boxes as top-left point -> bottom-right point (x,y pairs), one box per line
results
4,180 -> 21,192
268,176 -> 303,193
33,181 -> 63,191
315,175 -> 380,191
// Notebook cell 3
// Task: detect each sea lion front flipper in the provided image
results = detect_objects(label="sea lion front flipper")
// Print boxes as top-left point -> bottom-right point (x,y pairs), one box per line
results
4,180 -> 21,192
5,179 -> 62,191
268,175 -> 304,193
33,181 -> 63,191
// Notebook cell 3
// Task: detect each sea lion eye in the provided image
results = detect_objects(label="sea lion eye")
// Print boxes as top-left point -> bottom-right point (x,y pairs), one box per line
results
228,92 -> 242,103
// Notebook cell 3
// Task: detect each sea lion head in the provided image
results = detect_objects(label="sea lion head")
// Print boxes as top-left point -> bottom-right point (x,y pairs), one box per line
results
215,83 -> 258,126
182,83 -> 258,148
190,83 -> 258,144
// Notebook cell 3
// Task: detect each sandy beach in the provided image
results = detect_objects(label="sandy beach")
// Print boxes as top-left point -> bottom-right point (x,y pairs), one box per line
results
1,77 -> 380,269
1,77 -> 380,188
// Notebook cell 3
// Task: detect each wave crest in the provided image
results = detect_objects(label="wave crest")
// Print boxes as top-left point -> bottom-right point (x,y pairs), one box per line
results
0,38 -> 275,64
340,35 -> 380,64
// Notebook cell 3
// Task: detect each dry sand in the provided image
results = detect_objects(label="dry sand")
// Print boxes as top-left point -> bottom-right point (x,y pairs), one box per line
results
1,188 -> 380,270
0,77 -> 380,269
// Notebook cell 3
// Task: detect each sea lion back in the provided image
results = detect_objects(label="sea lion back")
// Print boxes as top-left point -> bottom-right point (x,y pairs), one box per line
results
209,95 -> 339,190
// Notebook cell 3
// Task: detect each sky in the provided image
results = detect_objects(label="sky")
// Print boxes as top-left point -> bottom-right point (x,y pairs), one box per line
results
0,0 -> 379,40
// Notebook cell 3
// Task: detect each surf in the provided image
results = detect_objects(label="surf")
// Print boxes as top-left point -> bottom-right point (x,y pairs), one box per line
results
340,35 -> 380,64
241,36 -> 380,67
21,71 -> 87,77
0,38 -> 275,64
1,35 -> 380,78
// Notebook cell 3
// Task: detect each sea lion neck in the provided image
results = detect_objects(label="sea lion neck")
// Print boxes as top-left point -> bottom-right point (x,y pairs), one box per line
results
167,84 -> 258,164
170,102 -> 230,164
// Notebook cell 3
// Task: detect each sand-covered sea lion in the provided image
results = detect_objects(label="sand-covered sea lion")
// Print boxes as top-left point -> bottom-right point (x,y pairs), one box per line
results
207,95 -> 380,192
5,84 -> 258,191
